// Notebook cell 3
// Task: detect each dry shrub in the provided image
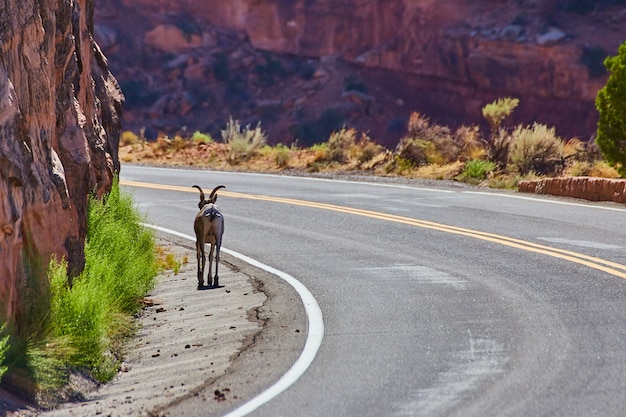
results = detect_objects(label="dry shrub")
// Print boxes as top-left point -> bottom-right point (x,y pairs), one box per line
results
488,129 -> 512,169
171,135 -> 189,151
454,125 -> 486,160
398,113 -> 482,167
566,160 -> 621,178
481,97 -> 519,167
351,133 -> 384,165
266,144 -> 291,168
222,117 -> 267,164
327,126 -> 357,163
508,123 -> 564,175
121,131 -> 141,146
415,161 -> 464,180
398,113 -> 449,167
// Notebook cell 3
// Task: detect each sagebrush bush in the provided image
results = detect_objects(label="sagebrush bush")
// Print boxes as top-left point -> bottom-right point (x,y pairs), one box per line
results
482,97 -> 519,167
273,144 -> 291,168
327,127 -> 357,163
454,125 -> 486,160
222,117 -> 267,163
398,113 -> 482,167
120,131 -> 141,146
508,123 -> 564,175
482,97 -> 519,138
353,134 -> 383,165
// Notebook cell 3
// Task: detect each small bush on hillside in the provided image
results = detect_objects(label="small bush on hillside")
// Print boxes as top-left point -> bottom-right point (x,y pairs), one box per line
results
353,134 -> 384,165
295,59 -> 316,80
482,97 -> 519,167
343,76 -> 368,93
222,117 -> 267,164
567,160 -> 620,178
327,127 -> 357,163
482,97 -> 519,137
191,131 -> 213,143
121,131 -> 141,146
459,159 -> 496,184
273,144 -> 291,168
398,113 -> 478,167
260,144 -> 291,168
454,125 -> 486,160
508,123 -> 565,175
398,113 -> 448,166
254,53 -> 287,88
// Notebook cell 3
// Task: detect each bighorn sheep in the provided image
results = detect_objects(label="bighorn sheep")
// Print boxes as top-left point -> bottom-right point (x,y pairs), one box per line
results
193,184 -> 225,289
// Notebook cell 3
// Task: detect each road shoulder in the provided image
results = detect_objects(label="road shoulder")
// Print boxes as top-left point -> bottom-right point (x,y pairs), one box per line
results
2,234 -> 306,416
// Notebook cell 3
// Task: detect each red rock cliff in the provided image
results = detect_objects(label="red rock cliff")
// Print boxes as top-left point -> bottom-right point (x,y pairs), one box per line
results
0,0 -> 122,323
111,0 -> 625,142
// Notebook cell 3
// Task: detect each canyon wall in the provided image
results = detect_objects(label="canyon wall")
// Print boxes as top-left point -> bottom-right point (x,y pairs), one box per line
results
0,0 -> 122,323
108,0 -> 626,143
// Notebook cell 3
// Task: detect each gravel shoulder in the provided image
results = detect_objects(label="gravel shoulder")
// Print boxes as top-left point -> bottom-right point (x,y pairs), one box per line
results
1,233 -> 307,417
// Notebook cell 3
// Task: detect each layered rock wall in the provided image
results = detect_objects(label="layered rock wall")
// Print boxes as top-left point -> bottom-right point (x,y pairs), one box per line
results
0,0 -> 122,323
117,0 -> 623,138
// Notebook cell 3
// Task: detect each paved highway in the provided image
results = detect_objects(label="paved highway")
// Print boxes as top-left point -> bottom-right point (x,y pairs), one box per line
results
121,165 -> 626,417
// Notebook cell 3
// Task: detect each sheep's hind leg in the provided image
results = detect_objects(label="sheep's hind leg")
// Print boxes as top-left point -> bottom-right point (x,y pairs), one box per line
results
197,240 -> 205,289
213,246 -> 221,288
208,243 -> 215,287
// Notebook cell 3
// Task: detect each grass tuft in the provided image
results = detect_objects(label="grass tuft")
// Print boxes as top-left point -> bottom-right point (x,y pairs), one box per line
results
3,178 -> 158,402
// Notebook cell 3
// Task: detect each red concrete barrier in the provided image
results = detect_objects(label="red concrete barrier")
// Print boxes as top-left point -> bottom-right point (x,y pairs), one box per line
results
518,177 -> 626,204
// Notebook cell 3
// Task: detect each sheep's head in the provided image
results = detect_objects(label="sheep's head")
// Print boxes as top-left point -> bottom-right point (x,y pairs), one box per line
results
193,185 -> 226,208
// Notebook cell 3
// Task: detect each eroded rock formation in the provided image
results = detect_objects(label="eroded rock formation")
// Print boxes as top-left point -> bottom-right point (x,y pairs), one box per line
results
98,0 -> 626,145
0,0 -> 122,323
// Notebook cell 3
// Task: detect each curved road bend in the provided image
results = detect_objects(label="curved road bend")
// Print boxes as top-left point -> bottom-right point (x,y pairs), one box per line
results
120,166 -> 626,417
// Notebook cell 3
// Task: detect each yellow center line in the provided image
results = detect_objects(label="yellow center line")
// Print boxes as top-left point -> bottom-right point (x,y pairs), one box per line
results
121,179 -> 626,280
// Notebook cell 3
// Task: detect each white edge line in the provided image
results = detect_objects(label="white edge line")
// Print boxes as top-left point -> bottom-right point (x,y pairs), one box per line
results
142,223 -> 324,417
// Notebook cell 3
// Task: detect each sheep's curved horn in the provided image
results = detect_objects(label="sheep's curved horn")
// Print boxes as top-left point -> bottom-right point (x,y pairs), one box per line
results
192,185 -> 205,202
209,185 -> 226,202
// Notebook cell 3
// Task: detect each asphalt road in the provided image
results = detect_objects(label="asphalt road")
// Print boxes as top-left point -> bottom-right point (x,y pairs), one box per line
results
120,165 -> 626,417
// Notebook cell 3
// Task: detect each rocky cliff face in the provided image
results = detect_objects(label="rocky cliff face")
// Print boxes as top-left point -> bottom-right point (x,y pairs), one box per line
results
0,0 -> 122,323
98,0 -> 625,145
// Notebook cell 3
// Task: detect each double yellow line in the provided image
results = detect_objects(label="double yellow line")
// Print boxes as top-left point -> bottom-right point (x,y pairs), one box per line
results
121,179 -> 626,280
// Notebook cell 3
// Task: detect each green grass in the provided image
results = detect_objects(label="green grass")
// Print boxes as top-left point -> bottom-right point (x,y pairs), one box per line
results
458,159 -> 496,184
3,178 -> 158,398
0,324 -> 9,380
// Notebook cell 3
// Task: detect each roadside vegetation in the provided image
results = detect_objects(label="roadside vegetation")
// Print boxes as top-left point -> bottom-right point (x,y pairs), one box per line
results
119,99 -> 620,188
0,179 -> 179,406
120,39 -> 626,184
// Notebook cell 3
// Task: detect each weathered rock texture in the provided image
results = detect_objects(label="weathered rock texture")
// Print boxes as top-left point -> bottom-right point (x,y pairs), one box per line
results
0,0 -> 122,323
519,177 -> 626,203
98,0 -> 626,145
